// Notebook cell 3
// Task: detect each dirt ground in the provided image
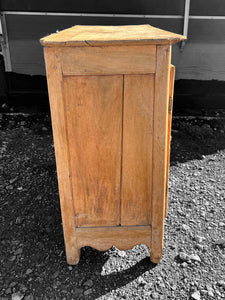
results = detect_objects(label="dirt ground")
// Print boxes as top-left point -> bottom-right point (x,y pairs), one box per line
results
0,110 -> 225,300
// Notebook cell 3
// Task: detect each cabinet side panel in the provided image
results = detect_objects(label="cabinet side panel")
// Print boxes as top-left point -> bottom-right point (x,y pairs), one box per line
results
121,74 -> 154,226
63,75 -> 123,227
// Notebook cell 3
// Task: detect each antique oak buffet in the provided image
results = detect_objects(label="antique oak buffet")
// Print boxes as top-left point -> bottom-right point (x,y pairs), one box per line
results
40,24 -> 186,264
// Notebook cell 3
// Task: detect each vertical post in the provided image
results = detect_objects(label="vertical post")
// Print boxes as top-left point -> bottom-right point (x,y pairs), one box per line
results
151,45 -> 171,263
44,47 -> 80,265
180,0 -> 190,51
0,13 -> 12,72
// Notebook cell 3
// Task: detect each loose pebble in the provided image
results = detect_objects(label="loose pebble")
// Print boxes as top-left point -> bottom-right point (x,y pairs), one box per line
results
84,288 -> 92,296
83,279 -> 93,287
189,254 -> 201,262
25,269 -> 33,275
12,292 -> 24,300
191,291 -> 201,300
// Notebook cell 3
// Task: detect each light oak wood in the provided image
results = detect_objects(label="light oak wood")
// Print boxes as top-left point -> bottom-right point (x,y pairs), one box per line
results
121,74 -> 154,226
150,45 -> 171,264
40,24 -> 186,47
61,45 -> 156,75
63,75 -> 122,227
42,24 -> 185,265
44,48 -> 80,265
75,226 -> 151,251
165,65 -> 175,218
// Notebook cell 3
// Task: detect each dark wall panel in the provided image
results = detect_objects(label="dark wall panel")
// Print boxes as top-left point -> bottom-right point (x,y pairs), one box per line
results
4,13 -> 225,80
1,0 -> 184,15
190,0 -> 225,16
6,14 -> 183,76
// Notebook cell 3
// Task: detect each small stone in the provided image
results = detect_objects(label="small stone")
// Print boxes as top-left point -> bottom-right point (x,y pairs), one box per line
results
16,217 -> 23,225
12,292 -> 24,300
181,262 -> 188,268
42,126 -> 48,132
51,270 -> 59,279
17,187 -> 23,191
83,279 -> 93,287
179,252 -> 190,262
195,236 -> 204,243
9,282 -> 17,288
219,222 -> 225,227
25,269 -> 33,275
195,244 -> 204,251
200,211 -> 206,218
9,256 -> 16,261
208,290 -> 214,297
182,224 -> 191,231
190,254 -> 201,262
158,281 -> 165,288
84,288 -> 92,296
215,239 -> 225,248
151,292 -> 159,299
14,248 -> 23,255
53,281 -> 60,289
202,245 -> 208,252
201,290 -> 208,295
137,276 -> 146,286
5,287 -> 12,294
9,178 -> 17,184
206,285 -> 214,297
117,250 -> 126,257
19,285 -> 27,293
73,288 -> 83,295
68,266 -> 73,271
24,295 -> 34,300
191,291 -> 201,300
215,289 -> 222,296
6,185 -> 13,190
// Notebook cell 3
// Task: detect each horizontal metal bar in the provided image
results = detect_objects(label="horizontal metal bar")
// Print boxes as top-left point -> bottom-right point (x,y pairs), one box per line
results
189,15 -> 225,20
2,11 -> 225,20
1,11 -> 183,18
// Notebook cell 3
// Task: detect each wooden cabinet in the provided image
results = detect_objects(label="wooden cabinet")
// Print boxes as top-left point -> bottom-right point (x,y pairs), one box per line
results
41,25 -> 185,264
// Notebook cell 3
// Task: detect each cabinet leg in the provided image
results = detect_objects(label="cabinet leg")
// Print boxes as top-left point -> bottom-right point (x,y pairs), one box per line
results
65,238 -> 81,265
150,250 -> 162,264
150,233 -> 163,264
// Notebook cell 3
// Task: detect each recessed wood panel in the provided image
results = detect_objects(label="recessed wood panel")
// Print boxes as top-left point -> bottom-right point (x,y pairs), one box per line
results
63,75 -> 123,227
121,74 -> 154,226
61,45 -> 156,75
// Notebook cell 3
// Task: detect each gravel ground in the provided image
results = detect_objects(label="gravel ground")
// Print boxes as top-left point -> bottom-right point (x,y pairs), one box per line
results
0,111 -> 225,300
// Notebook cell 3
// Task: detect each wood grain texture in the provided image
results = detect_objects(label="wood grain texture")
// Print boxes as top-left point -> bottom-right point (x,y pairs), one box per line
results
75,226 -> 151,251
40,24 -> 186,47
44,47 -> 80,265
121,74 -> 154,226
61,45 -> 156,75
165,65 -> 175,218
150,45 -> 171,264
63,75 -> 123,227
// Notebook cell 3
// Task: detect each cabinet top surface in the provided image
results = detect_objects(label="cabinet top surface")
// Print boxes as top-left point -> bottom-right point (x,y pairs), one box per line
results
40,24 -> 186,47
